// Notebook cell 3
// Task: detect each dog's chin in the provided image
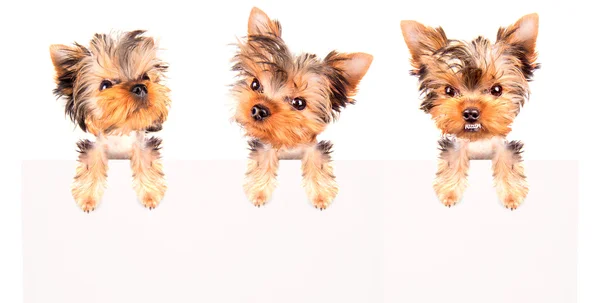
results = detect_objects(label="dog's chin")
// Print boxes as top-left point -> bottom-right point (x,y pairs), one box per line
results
241,121 -> 318,149
243,123 -> 279,146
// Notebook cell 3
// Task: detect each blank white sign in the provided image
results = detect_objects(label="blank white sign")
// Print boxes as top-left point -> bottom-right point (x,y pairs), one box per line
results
22,160 -> 576,303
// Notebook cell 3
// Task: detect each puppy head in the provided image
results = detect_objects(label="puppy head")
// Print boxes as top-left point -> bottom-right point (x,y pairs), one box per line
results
50,30 -> 170,135
232,7 -> 372,148
401,14 -> 539,140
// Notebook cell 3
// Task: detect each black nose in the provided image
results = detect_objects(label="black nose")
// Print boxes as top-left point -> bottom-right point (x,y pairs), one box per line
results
251,104 -> 270,121
462,107 -> 480,123
131,84 -> 148,98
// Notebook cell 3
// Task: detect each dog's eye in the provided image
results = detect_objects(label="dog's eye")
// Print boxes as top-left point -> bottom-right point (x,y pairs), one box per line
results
291,97 -> 306,110
490,84 -> 503,97
142,73 -> 150,81
99,80 -> 113,91
251,78 -> 261,91
445,86 -> 458,97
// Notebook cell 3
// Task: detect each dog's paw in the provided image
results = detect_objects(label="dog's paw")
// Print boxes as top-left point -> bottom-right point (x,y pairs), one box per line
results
303,174 -> 338,210
502,194 -> 521,210
311,194 -> 335,210
73,195 -> 98,213
139,192 -> 163,210
247,190 -> 270,207
496,180 -> 528,210
306,182 -> 338,210
499,188 -> 528,210
435,189 -> 461,208
72,184 -> 101,213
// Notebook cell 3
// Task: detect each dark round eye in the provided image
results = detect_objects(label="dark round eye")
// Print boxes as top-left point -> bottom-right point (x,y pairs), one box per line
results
291,97 -> 306,110
445,86 -> 458,97
142,73 -> 150,81
250,78 -> 261,91
99,80 -> 113,91
490,84 -> 503,96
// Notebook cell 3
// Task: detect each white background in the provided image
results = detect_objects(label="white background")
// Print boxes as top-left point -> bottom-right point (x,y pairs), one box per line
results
1,0 -> 598,301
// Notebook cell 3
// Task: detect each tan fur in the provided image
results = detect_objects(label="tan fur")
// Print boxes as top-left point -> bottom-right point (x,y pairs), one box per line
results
492,143 -> 528,210
87,82 -> 170,136
433,139 -> 469,207
401,14 -> 538,209
72,144 -> 108,212
233,7 -> 372,208
244,146 -> 279,206
50,31 -> 171,212
429,92 -> 515,141
130,138 -> 166,209
301,145 -> 338,209
50,31 -> 170,136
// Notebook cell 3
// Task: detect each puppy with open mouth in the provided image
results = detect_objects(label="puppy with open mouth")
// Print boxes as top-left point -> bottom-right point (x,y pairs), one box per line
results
401,14 -> 540,209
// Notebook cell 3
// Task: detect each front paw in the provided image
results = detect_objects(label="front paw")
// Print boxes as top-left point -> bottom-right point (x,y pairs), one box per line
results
133,176 -> 166,210
306,181 -> 338,210
245,188 -> 271,207
74,196 -> 98,212
132,160 -> 166,210
498,184 -> 528,210
433,183 -> 462,207
310,192 -> 337,210
437,191 -> 460,207
71,187 -> 100,213
139,190 -> 164,210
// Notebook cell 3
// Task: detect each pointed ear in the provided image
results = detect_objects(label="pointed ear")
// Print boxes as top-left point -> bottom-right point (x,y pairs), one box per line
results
324,52 -> 373,112
49,43 -> 89,97
401,20 -> 448,66
50,43 -> 90,132
497,13 -> 539,59
248,7 -> 282,37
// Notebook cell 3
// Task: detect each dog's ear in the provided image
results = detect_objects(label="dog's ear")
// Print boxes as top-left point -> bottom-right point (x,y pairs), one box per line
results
324,51 -> 373,113
497,13 -> 539,61
49,43 -> 90,131
49,43 -> 89,97
401,20 -> 448,67
248,7 -> 282,37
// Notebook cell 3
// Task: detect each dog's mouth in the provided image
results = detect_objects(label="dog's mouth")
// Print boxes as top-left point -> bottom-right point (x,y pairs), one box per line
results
464,123 -> 482,132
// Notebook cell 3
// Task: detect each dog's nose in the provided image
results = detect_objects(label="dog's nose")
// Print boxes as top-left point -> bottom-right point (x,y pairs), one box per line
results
462,107 -> 480,123
131,84 -> 148,98
251,104 -> 270,121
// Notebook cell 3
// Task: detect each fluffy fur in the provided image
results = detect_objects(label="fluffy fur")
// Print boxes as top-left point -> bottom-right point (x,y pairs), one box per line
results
50,31 -> 170,212
401,14 -> 539,209
232,7 -> 372,209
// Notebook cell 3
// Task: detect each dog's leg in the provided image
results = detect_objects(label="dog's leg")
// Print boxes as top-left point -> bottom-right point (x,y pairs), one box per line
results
492,140 -> 528,210
244,140 -> 279,207
433,137 -> 469,207
301,141 -> 338,210
72,139 -> 108,212
130,136 -> 166,209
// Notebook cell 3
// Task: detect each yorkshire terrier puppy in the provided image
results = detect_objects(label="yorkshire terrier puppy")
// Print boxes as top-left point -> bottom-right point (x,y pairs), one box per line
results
50,30 -> 170,212
232,7 -> 372,209
401,14 -> 539,209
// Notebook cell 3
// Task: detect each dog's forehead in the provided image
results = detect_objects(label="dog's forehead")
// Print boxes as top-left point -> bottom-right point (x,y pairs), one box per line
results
88,32 -> 157,79
261,54 -> 325,92
426,37 -> 509,89
434,38 -> 493,71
